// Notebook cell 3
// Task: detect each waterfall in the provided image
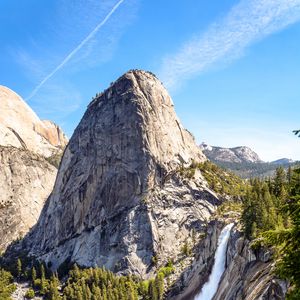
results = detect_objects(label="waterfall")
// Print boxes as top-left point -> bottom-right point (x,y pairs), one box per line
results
194,223 -> 234,300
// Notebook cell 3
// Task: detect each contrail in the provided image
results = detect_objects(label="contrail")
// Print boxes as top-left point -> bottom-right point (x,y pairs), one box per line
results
26,0 -> 125,101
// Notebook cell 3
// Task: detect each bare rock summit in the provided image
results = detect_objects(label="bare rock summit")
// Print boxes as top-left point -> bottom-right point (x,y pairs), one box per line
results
24,70 -> 220,278
200,143 -> 262,164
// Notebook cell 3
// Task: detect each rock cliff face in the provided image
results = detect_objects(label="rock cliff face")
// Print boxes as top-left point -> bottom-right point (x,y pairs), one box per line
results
0,86 -> 67,252
213,226 -> 287,300
168,220 -> 224,300
23,70 -> 221,278
0,85 -> 68,157
0,146 -> 56,252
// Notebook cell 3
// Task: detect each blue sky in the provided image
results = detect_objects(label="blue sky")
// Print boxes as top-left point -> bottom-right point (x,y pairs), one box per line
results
1,0 -> 300,161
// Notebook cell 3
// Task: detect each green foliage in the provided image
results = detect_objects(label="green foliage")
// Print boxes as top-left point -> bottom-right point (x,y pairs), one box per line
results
25,288 -> 35,299
0,268 -> 16,299
242,166 -> 300,298
151,255 -> 158,266
241,169 -> 287,239
199,161 -> 246,197
217,200 -> 243,215
180,241 -> 192,257
262,168 -> 300,298
178,160 -> 246,198
31,267 -> 36,283
17,258 -> 22,279
59,264 -> 170,300
157,260 -> 174,278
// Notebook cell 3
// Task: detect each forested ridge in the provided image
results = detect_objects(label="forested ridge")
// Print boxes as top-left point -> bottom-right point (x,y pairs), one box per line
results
241,166 -> 300,299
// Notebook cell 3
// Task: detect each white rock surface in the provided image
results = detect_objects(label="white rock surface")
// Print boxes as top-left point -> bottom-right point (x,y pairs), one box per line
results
0,85 -> 68,157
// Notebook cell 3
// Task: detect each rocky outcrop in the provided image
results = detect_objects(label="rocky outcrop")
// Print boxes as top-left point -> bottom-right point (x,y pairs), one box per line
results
0,85 -> 68,157
213,226 -> 288,300
22,70 -> 221,278
0,146 -> 56,252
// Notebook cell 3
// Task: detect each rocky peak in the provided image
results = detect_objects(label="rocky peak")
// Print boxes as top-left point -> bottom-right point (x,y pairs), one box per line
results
88,70 -> 205,169
200,143 -> 262,164
23,70 -> 216,276
0,85 -> 68,157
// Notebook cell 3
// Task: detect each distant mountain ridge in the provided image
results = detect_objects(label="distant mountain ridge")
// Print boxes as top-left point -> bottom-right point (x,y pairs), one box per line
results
200,143 -> 262,164
200,143 -> 298,178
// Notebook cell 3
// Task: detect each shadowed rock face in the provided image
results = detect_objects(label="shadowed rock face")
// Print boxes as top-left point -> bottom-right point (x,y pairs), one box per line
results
0,146 -> 56,252
24,70 -> 219,277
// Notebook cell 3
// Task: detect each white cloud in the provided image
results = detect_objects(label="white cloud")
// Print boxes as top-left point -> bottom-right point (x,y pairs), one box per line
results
159,0 -> 300,89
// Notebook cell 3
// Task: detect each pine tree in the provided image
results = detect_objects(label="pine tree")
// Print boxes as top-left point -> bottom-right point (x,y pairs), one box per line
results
40,263 -> 49,295
47,274 -> 62,300
155,273 -> 164,300
17,258 -> 22,280
91,284 -> 102,300
149,279 -> 158,300
273,167 -> 286,199
31,266 -> 37,284
262,183 -> 276,230
76,290 -> 84,300
263,168 -> 300,299
102,285 -> 108,300
0,269 -> 16,299
287,166 -> 292,185
85,284 -> 92,300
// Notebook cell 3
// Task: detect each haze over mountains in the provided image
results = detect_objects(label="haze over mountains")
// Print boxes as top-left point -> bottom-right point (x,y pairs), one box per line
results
200,143 -> 298,178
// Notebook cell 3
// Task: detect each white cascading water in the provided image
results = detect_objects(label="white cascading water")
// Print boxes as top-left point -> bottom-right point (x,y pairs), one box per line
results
194,223 -> 234,300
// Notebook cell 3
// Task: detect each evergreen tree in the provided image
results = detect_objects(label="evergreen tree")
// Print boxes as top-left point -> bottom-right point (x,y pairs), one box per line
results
149,279 -> 158,300
46,274 -> 61,300
40,263 -> 49,295
91,284 -> 101,300
0,269 -> 16,299
31,266 -> 37,284
17,258 -> 22,280
155,273 -> 164,300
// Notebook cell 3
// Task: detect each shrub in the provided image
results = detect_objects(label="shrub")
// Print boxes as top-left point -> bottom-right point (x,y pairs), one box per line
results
25,288 -> 35,299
